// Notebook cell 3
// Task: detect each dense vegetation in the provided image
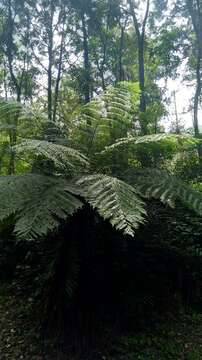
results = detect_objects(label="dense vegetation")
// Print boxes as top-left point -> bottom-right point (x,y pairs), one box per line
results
0,0 -> 202,358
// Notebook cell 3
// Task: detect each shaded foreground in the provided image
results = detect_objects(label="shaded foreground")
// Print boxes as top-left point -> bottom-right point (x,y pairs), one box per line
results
0,284 -> 202,360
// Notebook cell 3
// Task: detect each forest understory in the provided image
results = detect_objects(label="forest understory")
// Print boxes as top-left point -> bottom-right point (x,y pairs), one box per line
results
0,282 -> 202,360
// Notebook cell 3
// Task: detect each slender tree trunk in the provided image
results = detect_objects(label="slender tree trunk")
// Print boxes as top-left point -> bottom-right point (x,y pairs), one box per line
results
81,12 -> 91,104
6,0 -> 21,174
117,25 -> 125,81
128,0 -> 150,135
53,31 -> 65,123
47,1 -> 54,122
3,62 -> 8,100
138,39 -> 146,113
7,0 -> 21,99
193,49 -> 201,137
194,49 -> 202,159
173,91 -> 180,134
186,0 -> 202,158
135,33 -> 148,135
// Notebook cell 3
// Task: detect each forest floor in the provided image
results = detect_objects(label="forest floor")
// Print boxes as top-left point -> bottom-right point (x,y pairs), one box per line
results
1,283 -> 202,360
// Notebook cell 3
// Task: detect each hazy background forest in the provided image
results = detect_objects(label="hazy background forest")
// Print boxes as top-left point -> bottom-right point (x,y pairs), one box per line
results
0,0 -> 202,359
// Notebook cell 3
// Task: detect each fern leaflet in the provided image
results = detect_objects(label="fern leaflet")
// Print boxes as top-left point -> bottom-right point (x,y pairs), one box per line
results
77,174 -> 146,236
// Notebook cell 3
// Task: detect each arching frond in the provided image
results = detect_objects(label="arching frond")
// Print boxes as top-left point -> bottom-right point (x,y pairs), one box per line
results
72,86 -> 133,154
101,86 -> 132,125
0,101 -> 22,121
0,174 -> 83,240
101,134 -> 200,154
134,169 -> 202,215
77,174 -> 146,236
14,140 -> 89,173
0,100 -> 46,139
80,86 -> 132,128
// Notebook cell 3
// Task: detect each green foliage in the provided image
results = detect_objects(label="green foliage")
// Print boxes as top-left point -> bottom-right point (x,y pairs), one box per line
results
14,140 -> 89,175
77,174 -> 146,236
0,174 -> 83,240
0,101 -> 46,139
135,169 -> 202,215
0,86 -> 202,242
150,26 -> 185,79
101,133 -> 199,154
70,85 -> 136,155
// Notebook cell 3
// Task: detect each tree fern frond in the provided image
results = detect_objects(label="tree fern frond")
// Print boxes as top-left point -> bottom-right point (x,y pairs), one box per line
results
0,101 -> 22,120
135,169 -> 202,215
101,134 -> 200,154
102,86 -> 132,110
0,174 -> 83,240
79,87 -> 132,128
0,100 -> 47,139
73,86 -> 133,154
77,174 -> 146,236
14,140 -> 89,173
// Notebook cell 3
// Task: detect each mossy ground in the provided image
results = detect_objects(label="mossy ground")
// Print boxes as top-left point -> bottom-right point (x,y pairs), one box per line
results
0,283 -> 202,360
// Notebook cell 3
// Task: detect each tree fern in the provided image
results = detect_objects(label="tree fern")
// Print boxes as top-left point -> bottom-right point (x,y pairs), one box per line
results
0,101 -> 22,121
72,86 -> 133,154
0,100 -> 46,140
0,174 -> 83,240
77,174 -> 146,236
101,134 -> 200,154
14,140 -> 89,174
0,87 -> 201,243
101,86 -> 132,125
134,169 -> 202,216
80,86 -> 132,128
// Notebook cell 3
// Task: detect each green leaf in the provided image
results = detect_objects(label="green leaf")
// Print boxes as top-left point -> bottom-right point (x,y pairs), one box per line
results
135,169 -> 202,216
14,140 -> 89,173
101,134 -> 200,154
0,174 -> 83,240
77,174 -> 147,236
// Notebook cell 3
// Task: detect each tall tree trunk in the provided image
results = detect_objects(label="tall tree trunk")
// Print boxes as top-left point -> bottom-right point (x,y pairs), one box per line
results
7,0 -> 21,99
138,38 -> 146,113
81,12 -> 91,104
117,25 -> 125,81
138,37 -> 147,134
173,91 -> 180,134
53,29 -> 65,123
194,49 -> 202,159
186,0 -> 202,158
193,49 -> 201,138
3,62 -> 8,100
47,0 -> 54,122
6,0 -> 21,174
128,0 -> 150,135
